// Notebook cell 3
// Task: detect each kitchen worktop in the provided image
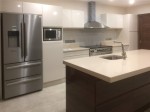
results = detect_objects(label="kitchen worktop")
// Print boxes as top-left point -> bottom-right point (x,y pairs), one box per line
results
64,49 -> 150,83
63,47 -> 89,52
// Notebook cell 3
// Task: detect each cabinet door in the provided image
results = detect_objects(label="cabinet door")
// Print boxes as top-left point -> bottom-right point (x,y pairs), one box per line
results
23,2 -> 42,15
0,0 -> 2,12
43,41 -> 64,83
72,10 -> 84,28
129,15 -> 138,32
43,5 -> 63,27
107,14 -> 123,28
2,0 -> 22,13
63,9 -> 72,28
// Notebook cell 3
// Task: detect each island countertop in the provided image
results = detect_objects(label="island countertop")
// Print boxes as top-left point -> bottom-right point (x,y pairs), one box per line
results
63,49 -> 150,83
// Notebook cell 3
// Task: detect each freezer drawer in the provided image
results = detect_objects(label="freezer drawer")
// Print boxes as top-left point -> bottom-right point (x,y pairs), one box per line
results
4,75 -> 42,99
4,61 -> 42,81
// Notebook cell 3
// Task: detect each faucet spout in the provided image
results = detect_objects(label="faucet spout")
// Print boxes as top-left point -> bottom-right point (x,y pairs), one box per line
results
114,41 -> 127,60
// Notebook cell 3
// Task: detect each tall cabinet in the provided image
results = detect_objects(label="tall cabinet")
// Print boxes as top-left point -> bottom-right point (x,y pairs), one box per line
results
42,5 -> 64,84
125,14 -> 138,50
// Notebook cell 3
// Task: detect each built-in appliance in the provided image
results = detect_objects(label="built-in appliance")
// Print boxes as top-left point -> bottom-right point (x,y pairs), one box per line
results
1,13 -> 43,99
84,1 -> 107,28
82,45 -> 112,56
43,28 -> 62,41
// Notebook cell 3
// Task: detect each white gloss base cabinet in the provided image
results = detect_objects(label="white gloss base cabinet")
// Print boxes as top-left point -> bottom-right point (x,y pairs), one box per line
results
100,14 -> 123,29
63,50 -> 89,77
42,5 -> 63,27
113,45 -> 129,53
43,41 -> 64,83
63,9 -> 84,28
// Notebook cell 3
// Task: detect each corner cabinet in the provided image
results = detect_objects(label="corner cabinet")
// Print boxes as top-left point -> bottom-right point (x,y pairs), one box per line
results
1,0 -> 22,13
63,9 -> 84,28
23,2 -> 43,15
42,5 -> 63,27
100,14 -> 124,29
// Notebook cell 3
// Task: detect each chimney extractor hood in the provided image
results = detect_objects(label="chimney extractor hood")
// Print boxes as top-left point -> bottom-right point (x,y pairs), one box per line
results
84,1 -> 107,28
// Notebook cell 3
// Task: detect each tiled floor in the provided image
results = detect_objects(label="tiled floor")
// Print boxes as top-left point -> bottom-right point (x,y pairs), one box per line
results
0,83 -> 66,112
0,83 -> 150,112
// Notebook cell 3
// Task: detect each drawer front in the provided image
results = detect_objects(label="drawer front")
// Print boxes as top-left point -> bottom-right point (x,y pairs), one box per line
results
64,54 -> 89,60
64,50 -> 89,57
4,75 -> 42,99
4,61 -> 42,81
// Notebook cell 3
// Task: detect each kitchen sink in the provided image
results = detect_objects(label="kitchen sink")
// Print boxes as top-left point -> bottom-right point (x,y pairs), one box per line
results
101,55 -> 123,60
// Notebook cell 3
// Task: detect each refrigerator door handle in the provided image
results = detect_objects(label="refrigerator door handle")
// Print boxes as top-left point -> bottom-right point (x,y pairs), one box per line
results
20,23 -> 24,58
6,76 -> 41,86
6,62 -> 42,70
24,23 -> 27,57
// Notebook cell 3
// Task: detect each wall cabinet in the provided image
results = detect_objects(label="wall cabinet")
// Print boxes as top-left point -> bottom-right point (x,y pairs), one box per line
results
23,2 -> 42,15
100,14 -> 124,28
43,5 -> 63,27
2,0 -> 22,13
63,9 -> 84,28
43,41 -> 64,83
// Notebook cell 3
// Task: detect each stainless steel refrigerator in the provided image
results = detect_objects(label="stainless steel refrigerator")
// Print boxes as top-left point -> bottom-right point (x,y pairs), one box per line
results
1,13 -> 43,99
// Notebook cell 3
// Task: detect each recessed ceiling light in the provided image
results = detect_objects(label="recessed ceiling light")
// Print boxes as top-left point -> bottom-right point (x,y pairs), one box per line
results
129,0 -> 135,5
109,0 -> 114,2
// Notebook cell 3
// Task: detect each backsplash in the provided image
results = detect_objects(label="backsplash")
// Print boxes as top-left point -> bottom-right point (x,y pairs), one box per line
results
63,29 -> 118,46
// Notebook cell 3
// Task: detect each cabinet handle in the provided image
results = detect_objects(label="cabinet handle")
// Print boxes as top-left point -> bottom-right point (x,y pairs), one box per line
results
6,76 -> 41,86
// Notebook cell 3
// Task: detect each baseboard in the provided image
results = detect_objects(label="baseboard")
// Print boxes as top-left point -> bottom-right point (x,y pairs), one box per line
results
43,78 -> 66,88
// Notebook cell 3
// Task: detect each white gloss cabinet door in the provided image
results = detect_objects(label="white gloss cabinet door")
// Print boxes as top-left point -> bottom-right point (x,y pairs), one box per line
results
63,9 -> 84,28
72,10 -> 84,28
43,5 -> 63,27
0,0 -> 2,12
43,41 -> 64,83
23,2 -> 43,15
63,9 -> 72,28
101,14 -> 123,28
2,0 -> 22,13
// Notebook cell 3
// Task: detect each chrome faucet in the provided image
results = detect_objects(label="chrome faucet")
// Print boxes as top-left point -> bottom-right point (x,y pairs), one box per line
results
114,41 -> 127,60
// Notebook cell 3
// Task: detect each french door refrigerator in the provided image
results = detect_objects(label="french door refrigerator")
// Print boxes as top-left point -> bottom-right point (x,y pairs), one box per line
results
1,13 -> 43,99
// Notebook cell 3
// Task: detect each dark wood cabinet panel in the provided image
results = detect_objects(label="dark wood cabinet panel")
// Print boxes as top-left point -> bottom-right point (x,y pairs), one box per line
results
66,66 -> 150,112
138,13 -> 150,49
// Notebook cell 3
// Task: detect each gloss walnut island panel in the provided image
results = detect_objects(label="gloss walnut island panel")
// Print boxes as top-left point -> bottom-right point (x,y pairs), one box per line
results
64,50 -> 150,112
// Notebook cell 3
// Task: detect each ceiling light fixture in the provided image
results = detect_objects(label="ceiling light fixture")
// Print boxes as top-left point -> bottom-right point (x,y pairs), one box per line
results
129,0 -> 135,5
109,0 -> 114,2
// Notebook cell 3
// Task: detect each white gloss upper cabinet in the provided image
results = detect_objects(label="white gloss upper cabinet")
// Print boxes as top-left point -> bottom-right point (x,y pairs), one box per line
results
63,9 -> 84,28
100,14 -> 124,29
2,0 -> 22,13
23,2 -> 42,15
43,5 -> 63,27
63,10 -> 72,28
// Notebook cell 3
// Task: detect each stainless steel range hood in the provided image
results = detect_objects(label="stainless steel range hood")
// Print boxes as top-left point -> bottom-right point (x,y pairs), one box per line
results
84,1 -> 107,28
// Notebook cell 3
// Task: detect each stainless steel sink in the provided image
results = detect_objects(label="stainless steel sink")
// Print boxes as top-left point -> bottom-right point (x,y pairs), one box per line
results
101,55 -> 123,60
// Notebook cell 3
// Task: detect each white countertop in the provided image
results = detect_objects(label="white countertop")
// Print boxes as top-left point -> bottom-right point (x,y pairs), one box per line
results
63,50 -> 150,83
63,47 -> 89,52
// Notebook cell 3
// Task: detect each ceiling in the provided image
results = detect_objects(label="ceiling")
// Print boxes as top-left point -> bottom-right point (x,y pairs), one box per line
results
79,0 -> 150,7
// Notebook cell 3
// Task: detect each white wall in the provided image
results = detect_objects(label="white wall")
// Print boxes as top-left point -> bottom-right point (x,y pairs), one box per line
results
127,4 -> 150,14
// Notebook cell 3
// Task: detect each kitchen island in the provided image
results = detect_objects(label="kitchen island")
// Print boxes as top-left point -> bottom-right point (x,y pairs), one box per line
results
64,50 -> 150,112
